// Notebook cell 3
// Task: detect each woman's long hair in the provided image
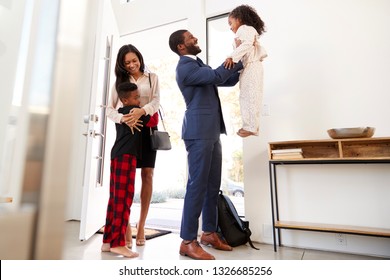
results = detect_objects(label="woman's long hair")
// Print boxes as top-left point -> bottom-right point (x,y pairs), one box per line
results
114,44 -> 145,91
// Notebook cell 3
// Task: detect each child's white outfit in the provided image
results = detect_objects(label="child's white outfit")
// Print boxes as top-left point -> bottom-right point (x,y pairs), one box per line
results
230,24 -> 267,135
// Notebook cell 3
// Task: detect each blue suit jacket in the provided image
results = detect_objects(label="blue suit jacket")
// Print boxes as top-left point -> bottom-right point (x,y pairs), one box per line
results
176,56 -> 242,140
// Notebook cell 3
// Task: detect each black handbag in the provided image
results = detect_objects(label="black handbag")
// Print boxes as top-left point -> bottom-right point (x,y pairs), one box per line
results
150,110 -> 171,151
146,74 -> 171,151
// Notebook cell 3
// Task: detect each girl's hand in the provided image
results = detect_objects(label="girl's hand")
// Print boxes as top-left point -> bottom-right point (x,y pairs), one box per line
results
224,57 -> 234,69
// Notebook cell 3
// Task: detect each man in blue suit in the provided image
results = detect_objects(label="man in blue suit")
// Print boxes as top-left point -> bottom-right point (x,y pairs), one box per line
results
169,29 -> 243,260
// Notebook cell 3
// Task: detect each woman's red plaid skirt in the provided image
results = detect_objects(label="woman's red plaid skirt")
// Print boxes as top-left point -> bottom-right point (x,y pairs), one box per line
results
103,154 -> 136,248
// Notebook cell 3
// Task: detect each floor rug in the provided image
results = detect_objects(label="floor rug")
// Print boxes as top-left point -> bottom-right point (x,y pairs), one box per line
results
97,226 -> 171,240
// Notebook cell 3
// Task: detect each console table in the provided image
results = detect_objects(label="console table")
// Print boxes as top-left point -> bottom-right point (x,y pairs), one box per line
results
268,137 -> 390,252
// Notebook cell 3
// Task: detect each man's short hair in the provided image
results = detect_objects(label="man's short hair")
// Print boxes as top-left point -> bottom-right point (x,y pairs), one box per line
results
169,29 -> 187,55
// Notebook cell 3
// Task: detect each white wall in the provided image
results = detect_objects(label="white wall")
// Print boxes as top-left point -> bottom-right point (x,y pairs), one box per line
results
206,0 -> 390,257
111,0 -> 208,60
109,0 -> 390,257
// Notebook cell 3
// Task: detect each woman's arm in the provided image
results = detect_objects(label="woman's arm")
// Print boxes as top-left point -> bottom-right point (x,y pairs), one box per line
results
106,84 -> 124,123
142,73 -> 161,115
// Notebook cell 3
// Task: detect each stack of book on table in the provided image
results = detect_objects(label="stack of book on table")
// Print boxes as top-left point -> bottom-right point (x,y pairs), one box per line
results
271,148 -> 303,160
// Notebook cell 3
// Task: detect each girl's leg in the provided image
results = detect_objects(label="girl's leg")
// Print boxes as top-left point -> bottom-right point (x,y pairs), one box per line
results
136,167 -> 154,246
238,64 -> 263,137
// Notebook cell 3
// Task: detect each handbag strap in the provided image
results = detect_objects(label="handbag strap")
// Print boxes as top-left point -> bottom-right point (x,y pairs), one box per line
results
158,107 -> 167,131
148,74 -> 167,132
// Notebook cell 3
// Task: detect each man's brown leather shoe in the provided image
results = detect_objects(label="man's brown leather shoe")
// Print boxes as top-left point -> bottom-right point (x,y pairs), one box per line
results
179,240 -> 215,260
200,232 -> 233,251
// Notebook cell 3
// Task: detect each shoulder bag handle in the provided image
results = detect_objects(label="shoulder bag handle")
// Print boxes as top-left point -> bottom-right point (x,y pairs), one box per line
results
148,74 -> 167,132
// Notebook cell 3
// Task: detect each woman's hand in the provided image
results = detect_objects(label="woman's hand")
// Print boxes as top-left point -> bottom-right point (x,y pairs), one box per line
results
129,107 -> 146,122
121,113 -> 143,134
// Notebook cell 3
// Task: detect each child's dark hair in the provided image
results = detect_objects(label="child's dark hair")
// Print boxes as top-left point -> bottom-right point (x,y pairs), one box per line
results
229,5 -> 266,36
117,82 -> 138,100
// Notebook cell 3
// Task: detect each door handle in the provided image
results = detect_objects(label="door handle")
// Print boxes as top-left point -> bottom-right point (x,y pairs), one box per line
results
82,130 -> 104,138
83,114 -> 99,124
93,131 -> 104,138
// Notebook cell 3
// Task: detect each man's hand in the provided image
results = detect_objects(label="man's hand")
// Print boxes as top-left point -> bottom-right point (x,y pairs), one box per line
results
224,57 -> 234,69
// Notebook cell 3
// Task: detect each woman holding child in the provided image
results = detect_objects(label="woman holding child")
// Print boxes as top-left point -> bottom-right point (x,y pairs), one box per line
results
104,44 -> 160,256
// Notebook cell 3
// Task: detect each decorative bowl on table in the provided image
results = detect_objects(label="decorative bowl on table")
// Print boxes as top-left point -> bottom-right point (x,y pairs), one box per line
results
327,127 -> 375,139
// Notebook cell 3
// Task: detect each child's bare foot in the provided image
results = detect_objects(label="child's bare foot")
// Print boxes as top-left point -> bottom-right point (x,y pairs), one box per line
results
110,246 -> 139,258
101,243 -> 110,252
237,128 -> 256,137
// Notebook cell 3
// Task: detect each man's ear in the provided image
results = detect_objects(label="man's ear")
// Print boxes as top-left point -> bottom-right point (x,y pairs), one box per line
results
177,43 -> 185,53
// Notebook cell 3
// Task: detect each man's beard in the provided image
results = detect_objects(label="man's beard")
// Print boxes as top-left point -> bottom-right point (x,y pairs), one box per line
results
186,44 -> 201,56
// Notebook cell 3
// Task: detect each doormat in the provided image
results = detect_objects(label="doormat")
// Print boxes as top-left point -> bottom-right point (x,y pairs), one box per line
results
97,226 -> 171,240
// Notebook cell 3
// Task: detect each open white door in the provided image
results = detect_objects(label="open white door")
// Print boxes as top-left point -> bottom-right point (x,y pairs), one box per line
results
79,35 -> 113,241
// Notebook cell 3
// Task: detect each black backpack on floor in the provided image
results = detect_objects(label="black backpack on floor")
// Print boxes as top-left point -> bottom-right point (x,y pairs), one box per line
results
217,191 -> 259,250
